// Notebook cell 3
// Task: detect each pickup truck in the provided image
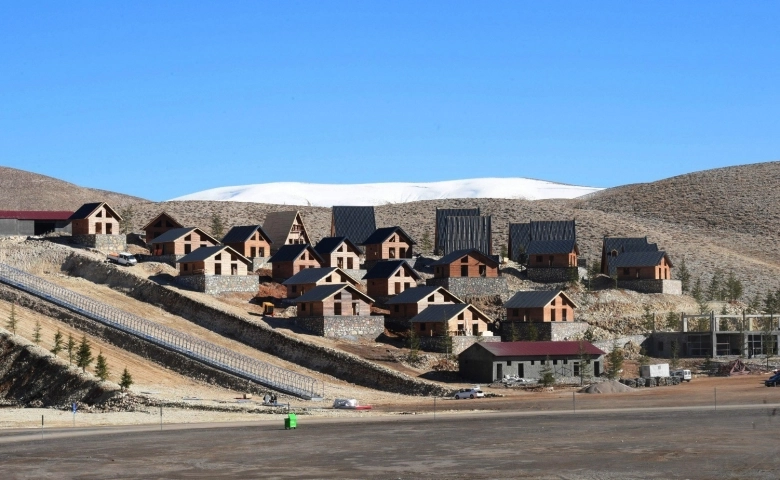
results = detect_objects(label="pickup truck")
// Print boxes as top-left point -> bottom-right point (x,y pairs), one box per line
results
107,252 -> 137,266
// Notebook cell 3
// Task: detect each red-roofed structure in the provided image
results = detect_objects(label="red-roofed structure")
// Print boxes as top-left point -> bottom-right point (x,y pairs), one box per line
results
0,211 -> 73,221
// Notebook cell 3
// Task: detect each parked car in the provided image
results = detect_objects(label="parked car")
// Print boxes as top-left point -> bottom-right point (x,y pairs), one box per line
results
453,387 -> 484,399
107,252 -> 137,266
671,369 -> 692,382
765,373 -> 780,387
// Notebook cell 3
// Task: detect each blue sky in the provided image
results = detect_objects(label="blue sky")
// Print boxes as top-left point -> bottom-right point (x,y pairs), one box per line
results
1,2 -> 779,201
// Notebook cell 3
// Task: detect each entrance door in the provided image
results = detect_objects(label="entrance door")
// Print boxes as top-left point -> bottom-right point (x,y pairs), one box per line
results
347,257 -> 354,269
106,223 -> 112,234
394,283 -> 401,294
517,364 -> 524,378
496,363 -> 503,381
352,302 -> 359,315
472,324 -> 479,335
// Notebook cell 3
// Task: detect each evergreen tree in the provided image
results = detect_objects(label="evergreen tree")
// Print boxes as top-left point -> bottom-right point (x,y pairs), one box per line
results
94,351 -> 109,381
724,271 -> 743,303
676,258 -> 691,293
567,267 -> 580,286
641,306 -> 655,332
6,303 -> 17,334
765,291 -> 780,316
665,311 -> 680,331
66,333 -> 76,364
51,329 -> 64,356
749,293 -> 763,314
406,325 -> 421,363
587,260 -> 601,291
500,245 -> 508,261
526,323 -> 539,342
576,341 -> 593,386
32,320 -> 42,345
706,269 -> 724,301
438,323 -> 453,358
119,367 -> 133,391
507,321 -> 520,342
76,335 -> 94,372
638,346 -> 650,366
691,278 -> 704,303
539,356 -> 556,387
119,206 -> 135,234
670,341 -> 680,369
606,340 -> 624,380
420,231 -> 432,254
210,214 -> 225,239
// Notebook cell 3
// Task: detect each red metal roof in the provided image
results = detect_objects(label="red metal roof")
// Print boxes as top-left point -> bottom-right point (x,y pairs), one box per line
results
0,211 -> 74,221
479,341 -> 605,357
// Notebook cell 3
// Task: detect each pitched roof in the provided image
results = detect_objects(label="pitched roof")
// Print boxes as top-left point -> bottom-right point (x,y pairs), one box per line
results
611,251 -> 670,268
68,202 -> 122,221
268,244 -> 322,263
293,283 -> 374,304
176,245 -> 250,265
504,290 -> 578,309
148,227 -> 220,245
313,236 -> 363,256
385,286 -> 464,305
0,211 -> 73,221
361,226 -> 416,246
436,208 -> 480,249
363,260 -> 421,280
221,225 -> 273,245
141,212 -> 183,231
526,239 -> 578,255
262,211 -> 308,246
281,267 -> 359,286
331,206 -> 376,244
430,248 -> 498,267
441,215 -> 492,255
409,303 -> 492,323
474,341 -> 605,357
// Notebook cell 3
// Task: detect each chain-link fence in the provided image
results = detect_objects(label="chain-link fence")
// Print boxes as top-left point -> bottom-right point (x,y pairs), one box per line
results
0,263 -> 323,399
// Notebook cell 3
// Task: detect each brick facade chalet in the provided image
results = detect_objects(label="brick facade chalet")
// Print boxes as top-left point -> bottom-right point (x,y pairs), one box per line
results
410,303 -> 493,337
294,284 -> 374,317
313,237 -> 363,270
385,285 -> 463,319
69,202 -> 122,236
363,260 -> 422,298
430,248 -> 499,279
613,252 -> 673,280
526,240 -> 579,268
142,212 -> 183,245
282,267 -> 361,299
268,244 -> 323,281
361,227 -> 415,262
222,225 -> 273,259
176,245 -> 252,276
504,290 -> 578,323
148,227 -> 220,256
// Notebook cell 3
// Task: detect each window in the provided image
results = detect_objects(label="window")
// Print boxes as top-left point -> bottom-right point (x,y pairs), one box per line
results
394,305 -> 399,312
259,248 -> 265,257
292,285 -> 297,292
562,309 -> 567,321
183,264 -> 189,271
337,258 -> 344,268
553,360 -> 558,365
551,310 -> 556,321
419,323 -> 426,331
347,257 -> 353,269
185,235 -> 191,241
460,265 -> 468,277
250,247 -> 256,257
215,253 -> 221,260
326,275 -> 332,283
658,341 -> 664,352
461,256 -> 468,263
333,303 -> 342,315
389,247 -> 396,259
395,270 -> 401,277
536,255 -> 543,263
624,268 -> 630,275
301,303 -> 306,311
215,264 -> 221,275
399,247 -> 406,258
334,292 -> 342,300
513,309 -> 519,317
574,364 -> 580,376
184,244 -> 191,254
507,361 -> 512,366
479,265 -> 486,277
457,312 -> 464,320
338,245 -> 344,252
428,295 -> 435,302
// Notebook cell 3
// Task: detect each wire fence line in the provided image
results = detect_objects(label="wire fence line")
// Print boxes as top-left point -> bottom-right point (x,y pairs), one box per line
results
0,263 -> 323,400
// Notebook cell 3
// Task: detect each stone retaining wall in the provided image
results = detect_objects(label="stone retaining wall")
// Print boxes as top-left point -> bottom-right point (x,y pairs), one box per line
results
425,277 -> 510,300
618,279 -> 682,295
504,322 -> 589,341
420,335 -> 501,355
290,315 -> 385,339
175,274 -> 259,295
70,234 -> 127,253
526,267 -> 575,283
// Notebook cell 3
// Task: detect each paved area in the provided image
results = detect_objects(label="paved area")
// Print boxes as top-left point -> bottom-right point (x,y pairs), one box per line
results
1,406 -> 779,479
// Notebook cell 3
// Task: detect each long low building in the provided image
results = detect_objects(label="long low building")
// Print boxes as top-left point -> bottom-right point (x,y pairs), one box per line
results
0,210 -> 73,236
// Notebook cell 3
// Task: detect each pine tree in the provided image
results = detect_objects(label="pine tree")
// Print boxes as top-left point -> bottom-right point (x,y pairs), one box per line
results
606,340 -> 624,380
665,311 -> 680,331
587,260 -> 601,291
724,271 -> 743,303
507,321 -> 520,342
119,206 -> 135,234
76,335 -> 94,372
691,278 -> 704,303
32,320 -> 42,345
577,341 -> 593,386
51,329 -> 64,356
706,269 -> 723,301
210,214 -> 224,239
438,323 -> 453,358
670,341 -> 680,369
94,351 -> 109,381
420,231 -> 432,254
6,303 -> 17,334
641,306 -> 655,332
676,258 -> 691,293
406,325 -> 421,363
66,333 -> 76,364
526,323 -> 539,342
539,356 -> 556,387
119,367 -> 133,392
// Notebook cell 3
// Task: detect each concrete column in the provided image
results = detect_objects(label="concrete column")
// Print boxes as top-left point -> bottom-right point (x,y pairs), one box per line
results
711,311 -> 717,358
682,314 -> 688,333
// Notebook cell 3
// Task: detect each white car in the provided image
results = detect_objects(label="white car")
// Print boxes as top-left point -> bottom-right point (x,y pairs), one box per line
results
453,387 -> 485,399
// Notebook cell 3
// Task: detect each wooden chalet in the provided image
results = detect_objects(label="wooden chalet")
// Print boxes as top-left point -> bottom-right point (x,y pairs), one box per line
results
526,240 -> 579,268
293,283 -> 374,317
435,208 -> 479,254
176,245 -> 252,276
313,236 -> 362,270
262,211 -> 310,253
330,206 -> 376,244
221,225 -> 273,259
360,226 -> 416,262
504,290 -> 578,323
430,248 -> 499,279
509,220 -> 576,264
363,260 -> 422,297
281,267 -> 361,299
410,304 -> 493,337
148,227 -> 220,256
385,285 -> 463,319
268,244 -> 323,281
142,212 -> 183,245
68,202 -> 122,235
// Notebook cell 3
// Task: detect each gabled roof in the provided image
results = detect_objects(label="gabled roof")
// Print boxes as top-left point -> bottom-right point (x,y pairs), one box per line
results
221,225 -> 273,245
360,226 -> 416,246
409,303 -> 492,323
526,240 -> 578,256
441,215 -> 492,255
436,208 -> 480,249
262,211 -> 309,246
430,248 -> 498,268
0,211 -> 73,220
385,286 -> 464,305
148,227 -> 220,245
504,290 -> 578,309
331,206 -> 376,244
314,236 -> 363,256
474,341 -> 605,358
611,251 -> 671,269
176,245 -> 251,265
293,283 -> 374,304
268,244 -> 323,263
141,212 -> 183,231
362,260 -> 421,280
68,202 -> 122,221
282,267 -> 359,286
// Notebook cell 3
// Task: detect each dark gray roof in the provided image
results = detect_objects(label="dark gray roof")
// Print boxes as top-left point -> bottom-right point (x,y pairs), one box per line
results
435,208 -> 480,250
385,286 -> 441,304
141,212 -> 183,230
69,202 -> 122,221
148,227 -> 196,244
526,239 -> 577,255
362,260 -> 421,280
509,220 -> 576,262
611,251 -> 669,268
504,290 -> 576,309
409,304 -> 469,323
331,206 -> 376,244
268,244 -> 322,263
176,245 -> 250,265
361,226 -> 416,246
313,236 -> 363,256
281,267 -> 337,285
221,225 -> 272,244
262,211 -> 309,247
293,283 -> 374,304
430,248 -> 498,267
441,216 -> 492,255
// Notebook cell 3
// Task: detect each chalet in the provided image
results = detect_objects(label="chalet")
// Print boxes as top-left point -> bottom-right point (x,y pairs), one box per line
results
363,260 -> 422,298
142,212 -> 183,245
69,202 -> 121,236
508,220 -> 576,264
361,226 -> 416,263
612,251 -> 673,281
600,237 -> 658,276
0,211 -> 72,236
263,211 -> 311,253
281,267 -> 361,299
410,303 -> 493,337
176,245 -> 251,276
459,341 -> 605,383
313,237 -> 362,270
148,227 -> 220,256
293,283 -> 374,318
268,244 -> 323,281
526,240 -> 579,268
430,249 -> 499,279
440,215 -> 492,256
435,208 -> 480,254
221,225 -> 273,259
504,290 -> 578,323
385,285 -> 463,319
331,206 -> 376,244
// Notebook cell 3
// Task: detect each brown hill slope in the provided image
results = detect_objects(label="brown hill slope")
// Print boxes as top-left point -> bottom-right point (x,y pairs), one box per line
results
0,167 -> 145,211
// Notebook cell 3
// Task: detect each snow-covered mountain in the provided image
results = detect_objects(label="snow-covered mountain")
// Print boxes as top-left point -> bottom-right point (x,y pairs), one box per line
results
170,178 -> 602,207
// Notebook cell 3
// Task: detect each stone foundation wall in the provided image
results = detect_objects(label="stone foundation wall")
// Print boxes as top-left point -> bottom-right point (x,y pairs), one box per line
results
251,257 -> 271,272
425,277 -> 510,300
290,315 -> 385,339
503,321 -> 589,341
342,269 -> 367,285
175,274 -> 259,295
70,234 -> 127,253
526,267 -> 576,283
618,279 -> 682,295
420,335 -> 501,355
